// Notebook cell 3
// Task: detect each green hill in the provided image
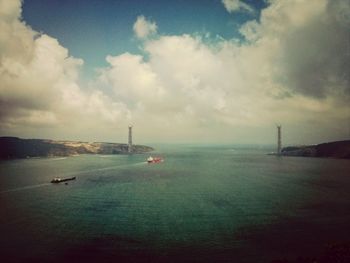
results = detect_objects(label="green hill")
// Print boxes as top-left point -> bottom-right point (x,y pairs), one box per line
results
0,137 -> 153,159
281,140 -> 350,159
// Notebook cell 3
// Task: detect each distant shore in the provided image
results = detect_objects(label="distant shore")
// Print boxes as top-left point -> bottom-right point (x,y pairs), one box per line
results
0,137 -> 154,159
275,140 -> 350,159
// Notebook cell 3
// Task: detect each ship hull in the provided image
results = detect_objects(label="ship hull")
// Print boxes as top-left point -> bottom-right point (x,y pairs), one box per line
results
147,157 -> 163,164
51,176 -> 76,183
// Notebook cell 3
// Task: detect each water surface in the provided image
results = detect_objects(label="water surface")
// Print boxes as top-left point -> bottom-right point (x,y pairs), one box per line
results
1,145 -> 349,262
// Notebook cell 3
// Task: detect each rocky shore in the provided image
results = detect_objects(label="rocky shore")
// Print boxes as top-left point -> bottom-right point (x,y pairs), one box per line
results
0,137 -> 154,159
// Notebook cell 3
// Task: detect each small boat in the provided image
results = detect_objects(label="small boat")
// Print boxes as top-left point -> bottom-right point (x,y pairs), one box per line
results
51,176 -> 76,184
147,156 -> 163,164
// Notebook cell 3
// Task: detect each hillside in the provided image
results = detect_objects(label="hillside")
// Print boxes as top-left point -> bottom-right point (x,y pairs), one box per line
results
0,137 -> 153,159
281,140 -> 350,159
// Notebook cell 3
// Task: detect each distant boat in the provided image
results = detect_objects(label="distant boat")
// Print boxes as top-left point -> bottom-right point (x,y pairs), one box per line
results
147,156 -> 163,164
51,176 -> 76,184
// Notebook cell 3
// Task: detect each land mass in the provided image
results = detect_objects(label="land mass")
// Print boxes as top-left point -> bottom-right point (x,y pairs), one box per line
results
281,140 -> 350,159
0,137 -> 154,159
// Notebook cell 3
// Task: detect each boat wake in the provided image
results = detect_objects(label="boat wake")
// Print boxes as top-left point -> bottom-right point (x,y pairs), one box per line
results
53,161 -> 147,181
55,162 -> 147,179
0,183 -> 51,194
0,161 -> 147,194
78,161 -> 147,173
50,157 -> 67,161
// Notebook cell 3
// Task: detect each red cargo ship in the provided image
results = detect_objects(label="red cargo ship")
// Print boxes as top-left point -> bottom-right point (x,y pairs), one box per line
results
147,156 -> 163,164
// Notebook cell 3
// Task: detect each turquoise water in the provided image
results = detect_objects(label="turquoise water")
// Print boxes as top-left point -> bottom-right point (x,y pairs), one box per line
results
1,145 -> 350,262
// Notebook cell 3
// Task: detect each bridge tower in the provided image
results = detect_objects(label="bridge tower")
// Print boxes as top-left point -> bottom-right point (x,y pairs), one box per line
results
128,125 -> 133,153
277,125 -> 282,155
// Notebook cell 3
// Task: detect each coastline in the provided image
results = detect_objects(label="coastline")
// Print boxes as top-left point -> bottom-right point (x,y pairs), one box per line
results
0,137 -> 154,160
271,140 -> 350,159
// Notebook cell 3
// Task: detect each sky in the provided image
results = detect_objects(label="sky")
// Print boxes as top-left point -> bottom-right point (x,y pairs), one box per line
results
0,0 -> 349,145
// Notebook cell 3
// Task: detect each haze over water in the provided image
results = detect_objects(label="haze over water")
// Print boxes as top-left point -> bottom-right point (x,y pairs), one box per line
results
1,145 -> 349,262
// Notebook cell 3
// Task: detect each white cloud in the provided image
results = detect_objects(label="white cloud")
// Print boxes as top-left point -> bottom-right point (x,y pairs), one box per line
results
99,0 -> 349,143
104,53 -> 164,103
249,0 -> 350,98
0,0 -> 21,20
133,15 -> 157,39
0,0 -> 130,141
0,0 -> 349,144
222,0 -> 254,13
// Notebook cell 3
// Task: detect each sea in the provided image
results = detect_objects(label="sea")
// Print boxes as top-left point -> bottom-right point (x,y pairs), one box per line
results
1,144 -> 350,263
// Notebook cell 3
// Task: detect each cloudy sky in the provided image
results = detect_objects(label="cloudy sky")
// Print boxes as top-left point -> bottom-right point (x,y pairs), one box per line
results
0,0 -> 349,145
